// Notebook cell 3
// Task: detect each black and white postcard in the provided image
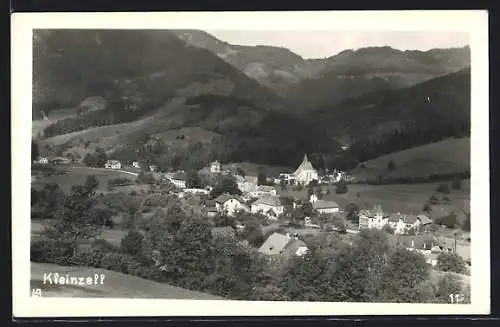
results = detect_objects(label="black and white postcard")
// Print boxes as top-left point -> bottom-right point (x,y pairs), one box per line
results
11,10 -> 490,317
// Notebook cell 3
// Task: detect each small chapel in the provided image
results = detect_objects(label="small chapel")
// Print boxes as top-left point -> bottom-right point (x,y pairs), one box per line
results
292,154 -> 319,185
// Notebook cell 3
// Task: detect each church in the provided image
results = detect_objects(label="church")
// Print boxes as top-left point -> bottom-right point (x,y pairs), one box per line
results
292,154 -> 319,185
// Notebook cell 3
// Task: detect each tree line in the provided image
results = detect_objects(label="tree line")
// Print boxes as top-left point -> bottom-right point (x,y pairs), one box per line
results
31,176 -> 470,303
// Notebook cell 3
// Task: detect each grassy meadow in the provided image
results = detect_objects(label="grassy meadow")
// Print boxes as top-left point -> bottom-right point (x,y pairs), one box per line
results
31,262 -> 225,299
31,166 -> 139,194
279,179 -> 470,217
350,137 -> 470,181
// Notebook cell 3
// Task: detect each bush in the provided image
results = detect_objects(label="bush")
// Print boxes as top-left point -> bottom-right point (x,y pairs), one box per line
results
30,239 -> 76,265
382,224 -> 395,235
108,177 -> 134,189
451,175 -> 462,190
436,213 -> 457,229
121,230 -> 145,257
136,172 -> 156,184
387,160 -> 396,171
436,184 -> 450,194
436,252 -> 467,274
335,184 -> 348,194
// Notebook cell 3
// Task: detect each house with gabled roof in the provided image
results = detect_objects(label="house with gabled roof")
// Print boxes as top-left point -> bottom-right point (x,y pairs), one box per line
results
105,160 -> 121,169
168,172 -> 187,189
309,194 -> 339,215
258,232 -> 308,258
389,213 -> 432,234
214,193 -> 248,216
251,196 -> 284,219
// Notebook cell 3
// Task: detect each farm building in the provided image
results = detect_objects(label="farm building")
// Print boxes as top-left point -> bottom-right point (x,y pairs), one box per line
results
105,160 -> 121,170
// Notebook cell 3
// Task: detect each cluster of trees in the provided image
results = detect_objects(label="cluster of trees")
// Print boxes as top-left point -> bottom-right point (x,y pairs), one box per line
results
32,140 -> 40,161
83,147 -> 108,167
31,174 -> 471,303
107,177 -> 134,190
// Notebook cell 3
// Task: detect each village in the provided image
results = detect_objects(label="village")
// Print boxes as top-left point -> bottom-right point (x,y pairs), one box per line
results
32,152 -> 471,270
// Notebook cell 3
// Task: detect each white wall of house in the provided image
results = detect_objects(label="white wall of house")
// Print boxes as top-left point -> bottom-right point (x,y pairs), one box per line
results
358,212 -> 388,230
170,179 -> 186,189
251,203 -> 284,217
221,199 -> 247,216
317,207 -> 340,215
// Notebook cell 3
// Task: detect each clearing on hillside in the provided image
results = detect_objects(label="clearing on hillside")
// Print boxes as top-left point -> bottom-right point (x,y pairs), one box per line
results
351,137 -> 470,181
31,166 -> 138,194
31,262 -> 225,299
279,180 -> 469,217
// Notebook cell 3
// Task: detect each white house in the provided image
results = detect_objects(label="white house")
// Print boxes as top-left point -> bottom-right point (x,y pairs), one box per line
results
292,154 -> 319,185
249,185 -> 277,198
35,156 -> 49,164
258,232 -> 309,258
169,172 -> 187,189
309,194 -> 339,215
132,161 -> 141,169
214,194 -> 249,217
237,181 -> 258,194
210,161 -> 221,174
251,196 -> 284,219
149,165 -> 158,172
184,188 -> 210,195
105,160 -> 121,170
358,205 -> 390,230
388,213 -> 433,235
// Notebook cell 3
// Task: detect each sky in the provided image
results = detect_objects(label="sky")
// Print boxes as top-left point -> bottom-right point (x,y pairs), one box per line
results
206,31 -> 470,59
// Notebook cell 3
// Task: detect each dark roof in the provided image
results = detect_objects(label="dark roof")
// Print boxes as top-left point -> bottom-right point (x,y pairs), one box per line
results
312,200 -> 339,210
214,193 -> 243,204
172,172 -> 187,180
204,199 -> 216,207
252,196 -> 282,207
202,206 -> 217,213
417,214 -> 433,225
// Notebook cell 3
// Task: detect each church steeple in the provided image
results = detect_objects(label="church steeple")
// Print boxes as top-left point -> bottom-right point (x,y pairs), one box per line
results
303,153 -> 309,163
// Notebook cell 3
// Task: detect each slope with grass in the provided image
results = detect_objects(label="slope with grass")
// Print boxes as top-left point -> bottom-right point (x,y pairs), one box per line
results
31,166 -> 138,194
350,137 -> 470,181
33,29 -> 283,120
31,262 -> 225,299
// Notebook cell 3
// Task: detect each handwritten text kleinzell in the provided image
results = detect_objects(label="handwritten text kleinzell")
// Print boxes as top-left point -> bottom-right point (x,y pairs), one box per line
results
43,272 -> 106,286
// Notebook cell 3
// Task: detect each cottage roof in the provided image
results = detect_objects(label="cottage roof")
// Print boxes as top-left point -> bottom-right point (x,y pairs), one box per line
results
293,154 -> 317,176
258,233 -> 292,255
172,172 -> 187,180
257,185 -> 275,192
204,199 -> 216,207
252,196 -> 282,207
417,214 -> 433,225
214,193 -> 243,204
312,200 -> 339,210
404,235 -> 438,250
106,160 -> 121,164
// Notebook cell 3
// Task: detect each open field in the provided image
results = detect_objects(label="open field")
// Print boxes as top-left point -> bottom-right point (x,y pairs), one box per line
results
31,262 -> 225,299
32,220 -> 127,247
279,180 -> 470,216
32,166 -> 138,194
351,137 -> 470,181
